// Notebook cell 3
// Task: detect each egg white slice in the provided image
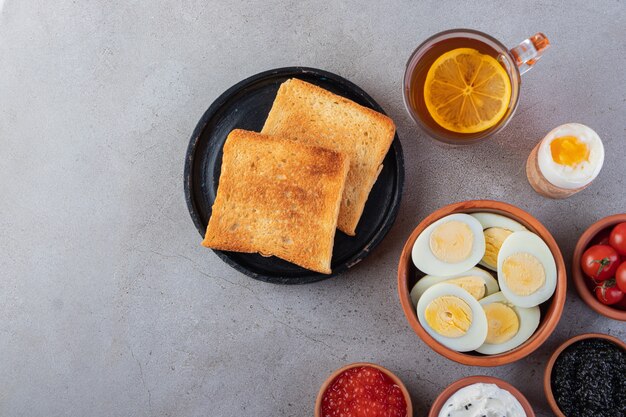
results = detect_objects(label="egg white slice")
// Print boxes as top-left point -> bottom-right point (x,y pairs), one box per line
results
497,231 -> 557,308
410,267 -> 499,307
412,213 -> 486,276
476,292 -> 540,355
471,212 -> 527,271
417,283 -> 488,352
470,212 -> 527,232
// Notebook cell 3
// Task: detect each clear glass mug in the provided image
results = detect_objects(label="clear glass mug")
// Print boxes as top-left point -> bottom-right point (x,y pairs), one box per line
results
403,29 -> 550,145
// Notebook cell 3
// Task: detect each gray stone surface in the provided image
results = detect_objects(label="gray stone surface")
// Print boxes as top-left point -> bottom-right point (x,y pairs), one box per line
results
1,0 -> 625,416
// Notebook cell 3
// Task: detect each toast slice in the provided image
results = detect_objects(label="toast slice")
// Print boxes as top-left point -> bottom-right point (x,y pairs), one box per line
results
202,129 -> 350,274
261,78 -> 396,236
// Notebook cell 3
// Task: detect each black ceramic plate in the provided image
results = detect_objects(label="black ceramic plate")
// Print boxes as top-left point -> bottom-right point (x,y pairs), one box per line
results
184,67 -> 404,284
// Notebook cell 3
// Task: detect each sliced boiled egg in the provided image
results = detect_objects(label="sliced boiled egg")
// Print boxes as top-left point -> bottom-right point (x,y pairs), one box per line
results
417,283 -> 488,352
470,212 -> 527,271
497,231 -> 557,308
476,292 -> 540,355
537,123 -> 604,189
412,213 -> 485,276
410,267 -> 499,306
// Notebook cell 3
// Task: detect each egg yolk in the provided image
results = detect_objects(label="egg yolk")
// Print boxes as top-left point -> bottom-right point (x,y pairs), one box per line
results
425,296 -> 473,338
446,276 -> 486,300
429,221 -> 474,263
483,302 -> 519,344
482,227 -> 512,269
550,136 -> 589,167
502,253 -> 546,296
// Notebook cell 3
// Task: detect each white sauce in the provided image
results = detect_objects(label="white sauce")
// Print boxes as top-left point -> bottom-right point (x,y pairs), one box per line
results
437,383 -> 526,417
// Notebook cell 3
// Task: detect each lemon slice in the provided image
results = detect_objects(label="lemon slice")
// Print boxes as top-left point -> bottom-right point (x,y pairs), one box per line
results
424,48 -> 512,134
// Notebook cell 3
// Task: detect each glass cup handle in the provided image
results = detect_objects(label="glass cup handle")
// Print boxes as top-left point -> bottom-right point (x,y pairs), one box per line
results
510,33 -> 550,75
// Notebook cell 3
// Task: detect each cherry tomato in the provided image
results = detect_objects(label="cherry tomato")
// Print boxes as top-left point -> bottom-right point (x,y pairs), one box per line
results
615,295 -> 626,311
609,222 -> 626,256
581,245 -> 621,281
615,262 -> 626,293
595,279 -> 624,305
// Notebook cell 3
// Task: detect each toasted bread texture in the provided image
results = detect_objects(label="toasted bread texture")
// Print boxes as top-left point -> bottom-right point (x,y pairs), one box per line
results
261,78 -> 396,236
202,129 -> 349,274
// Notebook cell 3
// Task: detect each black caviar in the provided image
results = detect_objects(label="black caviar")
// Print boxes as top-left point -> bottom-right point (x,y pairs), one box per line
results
551,338 -> 626,417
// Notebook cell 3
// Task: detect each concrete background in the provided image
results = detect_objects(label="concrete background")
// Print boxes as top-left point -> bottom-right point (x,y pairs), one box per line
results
1,1 -> 625,416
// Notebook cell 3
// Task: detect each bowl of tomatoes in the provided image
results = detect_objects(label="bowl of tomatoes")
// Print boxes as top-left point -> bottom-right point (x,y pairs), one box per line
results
572,214 -> 626,321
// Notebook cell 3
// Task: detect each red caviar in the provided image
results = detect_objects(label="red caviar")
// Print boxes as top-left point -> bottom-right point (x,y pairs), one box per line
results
321,366 -> 407,417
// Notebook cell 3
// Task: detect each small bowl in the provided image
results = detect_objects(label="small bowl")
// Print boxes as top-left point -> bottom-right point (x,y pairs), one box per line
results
543,333 -> 626,417
398,200 -> 567,366
314,362 -> 413,417
428,375 -> 535,417
572,213 -> 626,321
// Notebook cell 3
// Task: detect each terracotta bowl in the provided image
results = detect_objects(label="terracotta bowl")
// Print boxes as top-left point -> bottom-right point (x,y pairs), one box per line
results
428,375 -> 535,417
398,200 -> 567,366
543,332 -> 626,417
572,213 -> 626,321
314,362 -> 413,417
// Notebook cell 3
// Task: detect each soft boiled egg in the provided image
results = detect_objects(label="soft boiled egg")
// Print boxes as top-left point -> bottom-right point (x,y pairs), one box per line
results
410,267 -> 499,306
412,214 -> 485,276
417,283 -> 488,352
497,231 -> 557,308
470,212 -> 527,271
537,123 -> 604,189
476,292 -> 540,355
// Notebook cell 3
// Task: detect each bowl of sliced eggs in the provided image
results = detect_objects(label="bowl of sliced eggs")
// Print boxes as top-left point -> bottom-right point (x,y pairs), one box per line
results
398,200 -> 566,366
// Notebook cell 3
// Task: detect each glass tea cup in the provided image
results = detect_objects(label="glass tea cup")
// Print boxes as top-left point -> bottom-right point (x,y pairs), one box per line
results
403,29 -> 549,145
